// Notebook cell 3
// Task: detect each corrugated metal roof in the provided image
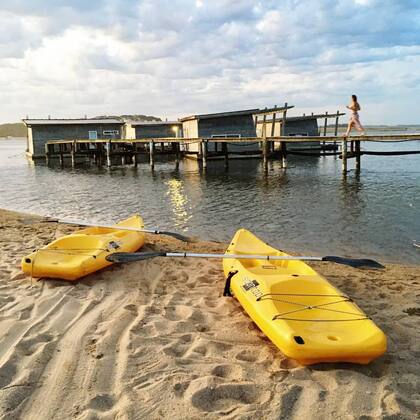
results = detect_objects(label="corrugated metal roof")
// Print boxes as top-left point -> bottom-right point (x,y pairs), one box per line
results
180,106 -> 294,122
180,109 -> 259,122
23,119 -> 124,125
129,120 -> 181,126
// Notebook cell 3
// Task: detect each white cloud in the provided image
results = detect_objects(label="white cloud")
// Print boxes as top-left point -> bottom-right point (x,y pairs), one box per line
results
0,0 -> 419,123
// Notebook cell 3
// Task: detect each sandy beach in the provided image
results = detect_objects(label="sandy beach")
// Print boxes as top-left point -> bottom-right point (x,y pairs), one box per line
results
0,208 -> 419,419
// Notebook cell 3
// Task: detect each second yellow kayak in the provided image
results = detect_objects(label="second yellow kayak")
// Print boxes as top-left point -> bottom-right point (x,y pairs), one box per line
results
223,229 -> 387,365
21,214 -> 145,281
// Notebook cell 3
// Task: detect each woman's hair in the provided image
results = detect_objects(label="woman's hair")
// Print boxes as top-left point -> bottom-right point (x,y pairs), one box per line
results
352,94 -> 358,102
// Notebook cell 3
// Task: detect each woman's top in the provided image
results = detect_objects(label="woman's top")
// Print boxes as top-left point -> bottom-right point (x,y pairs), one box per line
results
348,102 -> 361,115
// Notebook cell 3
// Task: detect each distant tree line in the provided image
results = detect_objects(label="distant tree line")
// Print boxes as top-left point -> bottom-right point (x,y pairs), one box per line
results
0,123 -> 26,138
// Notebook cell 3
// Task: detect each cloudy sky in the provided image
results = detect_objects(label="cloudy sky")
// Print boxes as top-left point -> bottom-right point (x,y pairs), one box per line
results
0,0 -> 419,124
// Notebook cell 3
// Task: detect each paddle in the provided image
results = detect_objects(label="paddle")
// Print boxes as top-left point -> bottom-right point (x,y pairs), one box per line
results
105,251 -> 385,269
42,218 -> 193,243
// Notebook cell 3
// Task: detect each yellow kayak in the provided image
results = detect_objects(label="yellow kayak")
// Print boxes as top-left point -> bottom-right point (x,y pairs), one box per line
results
22,215 -> 145,281
223,229 -> 387,365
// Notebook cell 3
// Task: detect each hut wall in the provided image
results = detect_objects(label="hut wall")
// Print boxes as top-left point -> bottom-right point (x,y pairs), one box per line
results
27,127 -> 34,154
124,124 -> 136,139
198,115 -> 257,153
134,125 -> 179,139
29,123 -> 123,157
256,118 -> 319,137
182,120 -> 199,152
284,119 -> 319,136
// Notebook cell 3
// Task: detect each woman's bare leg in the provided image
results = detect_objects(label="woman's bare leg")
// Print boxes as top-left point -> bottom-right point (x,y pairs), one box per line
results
354,120 -> 365,135
345,121 -> 353,137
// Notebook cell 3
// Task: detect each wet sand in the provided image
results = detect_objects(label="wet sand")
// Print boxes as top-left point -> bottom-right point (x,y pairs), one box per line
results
0,209 -> 419,419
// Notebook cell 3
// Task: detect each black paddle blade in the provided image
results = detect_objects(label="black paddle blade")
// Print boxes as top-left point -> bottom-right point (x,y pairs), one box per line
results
158,231 -> 195,242
323,256 -> 385,269
106,252 -> 166,263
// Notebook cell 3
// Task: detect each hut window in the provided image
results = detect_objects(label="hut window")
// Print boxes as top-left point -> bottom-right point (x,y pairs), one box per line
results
103,130 -> 119,136
88,131 -> 98,140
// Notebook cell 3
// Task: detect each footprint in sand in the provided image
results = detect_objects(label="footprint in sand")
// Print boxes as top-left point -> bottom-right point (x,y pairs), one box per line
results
196,275 -> 215,285
202,297 -> 218,308
278,385 -> 303,420
164,305 -> 193,321
87,393 -> 115,411
163,342 -> 189,357
212,364 -> 243,380
173,381 -> 190,397
190,384 -> 270,412
123,304 -> 138,315
235,349 -> 259,363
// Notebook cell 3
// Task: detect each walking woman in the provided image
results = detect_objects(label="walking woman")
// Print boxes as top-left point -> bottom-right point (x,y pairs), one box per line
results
345,94 -> 365,136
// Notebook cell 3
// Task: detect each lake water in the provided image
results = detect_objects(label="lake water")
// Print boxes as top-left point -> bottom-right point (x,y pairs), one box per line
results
1,137 -> 419,264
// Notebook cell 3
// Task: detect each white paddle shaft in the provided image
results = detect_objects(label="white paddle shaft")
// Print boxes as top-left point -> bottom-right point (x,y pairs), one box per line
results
58,219 -> 157,234
165,252 -> 322,261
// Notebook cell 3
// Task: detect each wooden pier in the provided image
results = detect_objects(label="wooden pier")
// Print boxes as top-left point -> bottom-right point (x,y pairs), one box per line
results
44,133 -> 420,174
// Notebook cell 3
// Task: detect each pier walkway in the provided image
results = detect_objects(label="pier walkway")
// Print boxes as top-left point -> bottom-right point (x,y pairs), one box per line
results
44,133 -> 420,174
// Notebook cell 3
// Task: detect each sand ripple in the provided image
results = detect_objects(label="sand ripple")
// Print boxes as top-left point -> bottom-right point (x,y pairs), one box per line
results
0,209 -> 419,419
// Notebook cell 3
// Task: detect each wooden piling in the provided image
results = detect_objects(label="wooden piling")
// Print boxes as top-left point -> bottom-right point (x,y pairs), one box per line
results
175,142 -> 180,169
97,143 -> 103,166
270,112 -> 276,152
262,139 -> 268,172
271,112 -> 276,137
71,140 -> 76,168
45,143 -> 49,166
149,141 -> 155,169
280,141 -> 287,168
334,110 -> 340,147
222,142 -> 229,168
334,110 -> 340,136
262,114 -> 268,172
281,103 -> 288,136
202,140 -> 207,168
280,103 -> 288,168
133,144 -> 138,167
59,144 -> 64,168
106,141 -> 112,167
341,139 -> 348,173
355,141 -> 361,172
323,112 -> 328,136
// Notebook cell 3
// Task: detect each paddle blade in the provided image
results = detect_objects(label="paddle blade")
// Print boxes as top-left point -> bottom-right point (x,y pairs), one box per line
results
106,252 -> 166,263
158,231 -> 195,243
323,256 -> 385,269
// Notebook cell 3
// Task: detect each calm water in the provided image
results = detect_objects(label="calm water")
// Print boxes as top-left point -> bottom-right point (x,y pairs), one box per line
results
1,137 -> 419,264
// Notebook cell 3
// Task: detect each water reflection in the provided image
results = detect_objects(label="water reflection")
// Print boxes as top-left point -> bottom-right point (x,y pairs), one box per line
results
0,139 -> 419,264
165,178 -> 193,230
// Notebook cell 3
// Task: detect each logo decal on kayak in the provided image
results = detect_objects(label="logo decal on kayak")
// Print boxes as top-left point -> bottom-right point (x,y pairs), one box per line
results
242,277 -> 263,299
242,279 -> 259,291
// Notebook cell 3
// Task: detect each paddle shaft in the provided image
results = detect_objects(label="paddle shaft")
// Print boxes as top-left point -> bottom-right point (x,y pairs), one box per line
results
106,251 -> 384,269
164,252 -> 322,261
58,219 -> 163,235
49,219 -> 193,242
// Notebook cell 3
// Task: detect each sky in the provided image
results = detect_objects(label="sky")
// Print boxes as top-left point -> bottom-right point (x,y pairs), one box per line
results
0,0 -> 419,124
